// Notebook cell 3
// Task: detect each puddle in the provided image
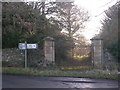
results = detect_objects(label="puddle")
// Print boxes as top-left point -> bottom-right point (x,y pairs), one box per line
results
62,81 -> 97,83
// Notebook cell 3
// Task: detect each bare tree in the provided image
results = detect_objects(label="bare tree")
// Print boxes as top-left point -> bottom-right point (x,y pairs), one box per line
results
48,2 -> 90,40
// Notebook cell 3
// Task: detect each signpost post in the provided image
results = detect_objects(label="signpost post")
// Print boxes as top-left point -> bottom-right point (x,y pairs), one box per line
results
18,42 -> 38,68
25,41 -> 27,69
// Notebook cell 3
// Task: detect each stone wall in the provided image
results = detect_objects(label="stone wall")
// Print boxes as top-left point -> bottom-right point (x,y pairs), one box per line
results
2,48 -> 24,61
103,51 -> 118,70
2,36 -> 55,68
2,48 -> 44,67
2,48 -> 24,67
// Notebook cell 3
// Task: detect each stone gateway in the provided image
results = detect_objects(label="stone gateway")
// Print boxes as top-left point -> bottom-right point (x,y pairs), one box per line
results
44,37 -> 55,66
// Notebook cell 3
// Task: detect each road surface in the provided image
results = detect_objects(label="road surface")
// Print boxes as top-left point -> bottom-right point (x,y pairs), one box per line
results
2,74 -> 119,89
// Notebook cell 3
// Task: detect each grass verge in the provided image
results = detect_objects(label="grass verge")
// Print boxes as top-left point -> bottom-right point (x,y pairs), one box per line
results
2,67 -> 119,80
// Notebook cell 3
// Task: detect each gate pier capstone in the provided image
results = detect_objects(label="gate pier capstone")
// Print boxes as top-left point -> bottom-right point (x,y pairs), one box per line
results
44,37 -> 55,66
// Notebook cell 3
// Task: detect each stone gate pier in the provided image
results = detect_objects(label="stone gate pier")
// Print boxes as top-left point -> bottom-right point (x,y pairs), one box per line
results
44,37 -> 55,66
91,38 -> 103,68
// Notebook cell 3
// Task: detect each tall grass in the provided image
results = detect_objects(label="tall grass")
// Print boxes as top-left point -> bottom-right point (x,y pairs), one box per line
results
2,67 -> 119,80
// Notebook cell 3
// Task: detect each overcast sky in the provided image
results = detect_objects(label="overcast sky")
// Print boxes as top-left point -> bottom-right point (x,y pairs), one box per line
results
74,0 -> 118,40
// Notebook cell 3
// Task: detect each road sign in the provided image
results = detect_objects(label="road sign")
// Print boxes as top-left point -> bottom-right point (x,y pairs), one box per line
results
18,43 -> 26,50
18,42 -> 38,68
27,44 -> 38,49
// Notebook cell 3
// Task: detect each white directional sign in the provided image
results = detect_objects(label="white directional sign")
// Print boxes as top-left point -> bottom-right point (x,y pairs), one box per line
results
18,42 -> 38,68
27,44 -> 38,49
18,43 -> 26,50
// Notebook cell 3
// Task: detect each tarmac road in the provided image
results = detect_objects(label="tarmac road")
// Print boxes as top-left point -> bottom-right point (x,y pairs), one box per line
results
2,74 -> 119,89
